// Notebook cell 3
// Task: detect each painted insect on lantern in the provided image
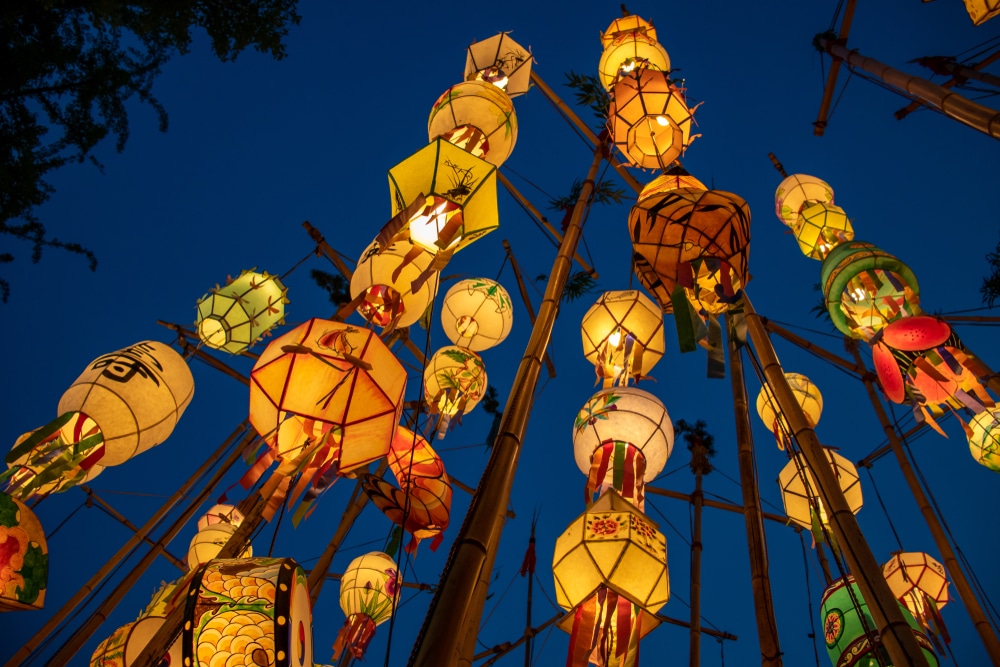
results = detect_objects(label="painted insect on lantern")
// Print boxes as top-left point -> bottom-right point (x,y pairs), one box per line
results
0,492 -> 47,612
439,278 -> 514,352
580,290 -> 666,388
195,269 -> 288,354
755,372 -> 824,450
335,552 -> 400,661
423,346 -> 488,438
465,32 -> 533,97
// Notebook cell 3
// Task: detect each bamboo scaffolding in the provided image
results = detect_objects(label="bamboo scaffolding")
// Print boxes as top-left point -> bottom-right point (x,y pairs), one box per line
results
645,486 -> 792,526
813,0 -> 858,135
897,48 -> 1000,118
689,442 -> 709,667
502,239 -> 557,379
80,485 -> 187,571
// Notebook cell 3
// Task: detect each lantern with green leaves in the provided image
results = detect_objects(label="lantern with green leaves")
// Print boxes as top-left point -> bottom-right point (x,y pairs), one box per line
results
439,278 -> 514,352
335,552 -> 400,660
423,346 -> 488,437
968,407 -> 1000,472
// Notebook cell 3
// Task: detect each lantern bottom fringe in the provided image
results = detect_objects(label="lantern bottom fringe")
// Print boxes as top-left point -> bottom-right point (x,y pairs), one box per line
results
333,614 -> 377,660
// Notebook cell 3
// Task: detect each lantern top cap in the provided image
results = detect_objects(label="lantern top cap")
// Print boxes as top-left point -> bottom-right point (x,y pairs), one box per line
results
601,15 -> 658,47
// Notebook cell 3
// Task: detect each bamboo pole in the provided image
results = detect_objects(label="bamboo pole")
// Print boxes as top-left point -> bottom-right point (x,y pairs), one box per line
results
896,48 -> 1000,118
523,522 -> 536,667
744,298 -> 931,666
80,486 -> 187,571
813,0 -> 858,136
689,445 -> 707,667
3,422 -> 252,667
645,486 -> 792,526
727,330 -> 783,665
408,145 -> 605,667
762,319 -> 865,377
502,239 -> 557,379
845,338 -> 1000,661
916,54 -> 1000,90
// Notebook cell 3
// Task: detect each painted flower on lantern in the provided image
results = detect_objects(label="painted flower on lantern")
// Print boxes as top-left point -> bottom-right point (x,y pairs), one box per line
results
587,516 -> 621,537
574,392 -> 621,432
824,609 -> 844,646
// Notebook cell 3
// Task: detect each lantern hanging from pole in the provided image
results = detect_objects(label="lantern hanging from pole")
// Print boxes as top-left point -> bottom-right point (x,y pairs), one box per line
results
608,69 -> 698,169
335,552 -> 400,661
963,0 -> 1000,25
4,415 -> 105,500
968,407 -> 1000,472
194,269 -> 288,354
362,425 -> 453,554
774,173 -> 834,229
196,504 -> 245,532
428,80 -> 517,167
423,346 -> 488,438
821,575 -> 939,667
883,552 -> 950,638
639,168 -> 707,200
90,581 -> 185,667
580,290 -> 665,388
350,238 -> 440,330
187,523 -> 253,570
0,492 -> 47,611
598,15 -> 671,90
439,278 -> 514,352
821,241 -> 921,340
778,447 -> 862,533
465,32 -> 533,97
183,557 -> 313,667
755,372 -> 823,449
794,202 -> 854,260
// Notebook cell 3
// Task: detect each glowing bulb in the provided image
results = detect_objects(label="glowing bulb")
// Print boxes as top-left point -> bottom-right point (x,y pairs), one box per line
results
851,287 -> 867,303
655,115 -> 669,127
607,328 -> 623,348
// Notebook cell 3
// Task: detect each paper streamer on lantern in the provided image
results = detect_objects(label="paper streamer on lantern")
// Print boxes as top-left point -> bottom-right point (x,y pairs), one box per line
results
4,413 -> 105,500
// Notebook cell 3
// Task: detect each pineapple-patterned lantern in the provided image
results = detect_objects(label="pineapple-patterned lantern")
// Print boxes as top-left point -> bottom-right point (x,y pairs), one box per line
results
335,552 -> 400,660
598,14 -> 671,90
774,173 -> 834,229
428,80 -> 517,167
195,269 -> 288,354
756,372 -> 824,449
0,492 -> 47,611
439,278 -> 514,352
465,32 -> 533,97
350,238 -> 440,330
968,407 -> 1000,472
423,346 -> 488,438
608,68 -> 698,170
778,447 -> 862,532
883,552 -> 950,633
581,290 -> 665,388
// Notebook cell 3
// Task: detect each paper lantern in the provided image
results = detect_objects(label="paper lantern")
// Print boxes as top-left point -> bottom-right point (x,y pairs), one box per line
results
756,372 -> 823,448
57,341 -> 194,468
439,278 -> 514,351
778,447 -> 862,531
821,241 -> 921,340
249,319 -> 407,474
384,138 -> 498,255
196,503 -> 245,532
465,32 -> 533,97
883,552 -> 949,623
423,346 -> 488,437
608,69 -> 696,169
336,552 -> 400,660
186,523 -> 253,570
598,15 -> 671,90
4,414 -> 105,500
639,169 -> 707,199
350,238 -> 440,330
963,0 -> 1000,25
195,269 -> 288,354
968,407 -> 1000,472
0,492 -> 47,611
580,290 -> 665,387
632,252 -> 673,314
774,173 -> 834,228
428,80 -> 517,167
794,202 -> 854,260
183,557 -> 313,667
821,575 -> 938,667
90,616 -> 182,667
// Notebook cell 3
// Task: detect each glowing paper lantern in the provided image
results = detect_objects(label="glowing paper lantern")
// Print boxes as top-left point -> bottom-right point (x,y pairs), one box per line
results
57,341 -> 194,468
632,252 -> 673,314
821,575 -> 938,667
581,290 -> 665,388
350,238 -> 440,329
439,278 -> 514,351
0,492 -> 47,611
186,523 -> 253,570
794,202 -> 854,260
756,372 -> 823,448
90,616 -> 182,667
774,173 -> 834,228
249,319 -> 406,474
639,169 -> 707,200
883,552 -> 950,625
778,448 -> 862,531
183,557 -> 313,667
968,407 -> 1000,472
608,69 -> 697,169
196,503 -> 245,532
195,269 -> 288,354
465,32 -> 533,97
963,0 -> 1000,25
335,552 -> 400,660
428,80 -> 517,167
821,241 -> 921,340
423,346 -> 488,437
5,414 -> 105,500
598,15 -> 671,90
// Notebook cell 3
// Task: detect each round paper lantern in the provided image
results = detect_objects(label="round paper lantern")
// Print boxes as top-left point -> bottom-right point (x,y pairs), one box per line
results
428,80 -> 517,167
57,341 -> 194,467
598,15 -> 671,90
821,575 -> 938,667
794,202 -> 854,260
778,448 -> 862,531
186,523 -> 253,570
465,32 -> 533,97
350,238 -> 440,329
639,169 -> 707,199
883,552 -> 949,621
336,552 -> 400,660
196,503 -> 245,532
968,408 -> 1000,472
439,278 -> 514,351
774,173 -> 834,228
608,69 -> 696,169
183,557 -> 313,667
90,616 -> 182,667
195,269 -> 288,354
423,346 -> 488,436
0,492 -> 47,611
580,290 -> 665,386
5,414 -> 105,500
821,241 -> 921,340
249,319 -> 407,474
756,372 -> 823,446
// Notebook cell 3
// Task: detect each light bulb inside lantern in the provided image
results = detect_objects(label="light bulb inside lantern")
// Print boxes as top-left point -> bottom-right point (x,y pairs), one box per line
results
409,199 -> 461,253
475,66 -> 509,90
655,115 -> 670,127
850,286 -> 867,303
607,328 -> 623,348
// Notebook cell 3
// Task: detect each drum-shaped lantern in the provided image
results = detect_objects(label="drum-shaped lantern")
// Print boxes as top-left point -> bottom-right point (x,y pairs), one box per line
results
608,69 -> 695,169
195,269 -> 287,354
778,448 -> 862,531
794,202 -> 854,260
883,552 -> 949,619
350,238 -> 440,329
581,290 -> 665,386
598,15 -> 671,90
968,407 -> 1000,472
439,278 -> 514,351
429,80 -> 517,166
0,492 -> 47,611
756,372 -> 823,444
774,173 -> 834,228
465,32 -> 533,97
337,552 -> 400,659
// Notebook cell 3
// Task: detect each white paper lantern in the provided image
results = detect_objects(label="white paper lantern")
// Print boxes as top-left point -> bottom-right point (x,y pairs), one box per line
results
428,80 -> 517,167
350,239 -> 440,329
774,173 -> 834,228
440,278 -> 514,351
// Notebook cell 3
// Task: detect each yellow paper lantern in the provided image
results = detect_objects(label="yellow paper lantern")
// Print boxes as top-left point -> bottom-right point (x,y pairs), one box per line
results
756,372 -> 823,446
774,173 -> 834,228
428,80 -> 517,167
963,0 -> 1000,25
186,523 -> 253,570
639,169 -> 707,200
968,407 -> 1000,472
465,32 -> 533,97
580,290 -> 665,386
5,414 -> 105,500
439,278 -> 514,351
336,552 -> 400,659
249,319 -> 406,474
778,448 -> 862,531
385,138 -> 498,254
423,346 -> 488,435
350,238 -> 440,329
0,492 -> 47,611
57,341 -> 194,467
794,202 -> 854,260
195,269 -> 288,354
196,503 -> 245,532
608,69 -> 697,169
883,552 -> 950,619
598,15 -> 671,90
552,489 -> 669,613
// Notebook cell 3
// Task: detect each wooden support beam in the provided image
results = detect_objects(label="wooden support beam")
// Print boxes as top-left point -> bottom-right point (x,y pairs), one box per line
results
81,486 -> 187,571
814,0 -> 858,136
896,47 -> 1000,119
502,239 -> 557,379
645,485 -> 793,527
761,318 -> 864,377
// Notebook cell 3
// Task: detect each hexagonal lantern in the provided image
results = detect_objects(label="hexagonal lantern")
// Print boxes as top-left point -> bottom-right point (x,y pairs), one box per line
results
774,173 -> 834,229
439,278 -> 514,352
429,80 -> 517,167
0,492 -> 47,611
778,447 -> 862,531
598,15 -> 671,90
195,269 -> 287,354
794,202 -> 854,260
883,552 -> 950,622
608,68 -> 697,170
581,290 -> 665,387
465,32 -> 533,97
968,407 -> 1000,472
756,372 -> 823,448
336,552 -> 400,660
350,238 -> 440,330
423,346 -> 488,438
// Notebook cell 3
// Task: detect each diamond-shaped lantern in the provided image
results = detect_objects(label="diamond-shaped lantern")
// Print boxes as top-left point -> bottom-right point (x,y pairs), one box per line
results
465,32 -> 533,97
350,238 -> 440,329
774,173 -> 834,229
795,202 -> 854,260
195,269 -> 287,354
581,291 -> 665,387
429,81 -> 517,167
968,407 -> 1000,472
756,372 -> 823,448
883,552 -> 950,621
598,15 -> 671,90
0,492 -> 47,611
963,0 -> 1000,25
608,69 -> 697,170
778,448 -> 862,531
439,278 -> 514,352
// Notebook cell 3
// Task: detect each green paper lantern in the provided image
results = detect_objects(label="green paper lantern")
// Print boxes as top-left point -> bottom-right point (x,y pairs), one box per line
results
196,269 -> 288,354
